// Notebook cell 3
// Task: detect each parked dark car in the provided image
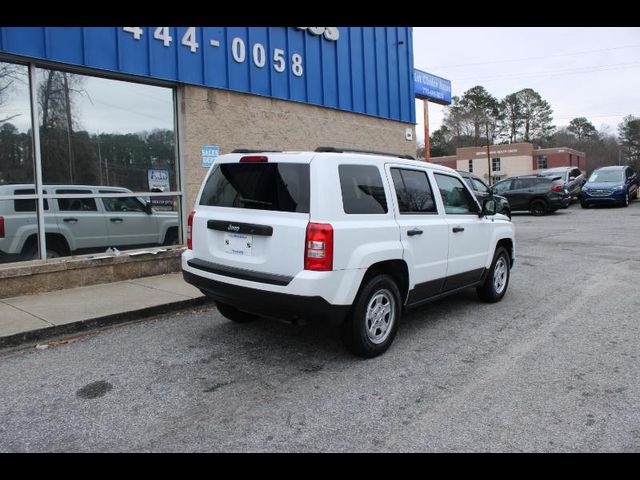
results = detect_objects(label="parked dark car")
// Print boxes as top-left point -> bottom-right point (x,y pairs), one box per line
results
579,165 -> 639,208
539,166 -> 586,200
457,170 -> 511,219
491,175 -> 571,216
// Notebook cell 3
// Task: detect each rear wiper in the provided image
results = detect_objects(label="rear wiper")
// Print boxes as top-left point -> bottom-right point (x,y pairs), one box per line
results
238,197 -> 273,206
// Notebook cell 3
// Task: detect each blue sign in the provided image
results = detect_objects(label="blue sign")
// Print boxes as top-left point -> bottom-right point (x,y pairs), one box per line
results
414,69 -> 451,105
0,27 -> 416,124
201,145 -> 219,168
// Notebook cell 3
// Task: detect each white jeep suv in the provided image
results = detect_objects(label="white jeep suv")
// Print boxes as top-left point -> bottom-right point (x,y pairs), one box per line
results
182,148 -> 515,357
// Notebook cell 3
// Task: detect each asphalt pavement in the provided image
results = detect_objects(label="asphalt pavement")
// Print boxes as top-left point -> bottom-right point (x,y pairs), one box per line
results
1,200 -> 639,452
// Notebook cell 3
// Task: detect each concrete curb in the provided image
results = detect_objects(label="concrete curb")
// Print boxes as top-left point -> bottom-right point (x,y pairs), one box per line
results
0,297 -> 215,350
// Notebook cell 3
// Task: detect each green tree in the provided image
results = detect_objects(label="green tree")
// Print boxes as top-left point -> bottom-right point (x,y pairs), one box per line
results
498,92 -> 524,143
457,86 -> 501,145
567,117 -> 597,141
618,115 -> 640,169
516,88 -> 554,142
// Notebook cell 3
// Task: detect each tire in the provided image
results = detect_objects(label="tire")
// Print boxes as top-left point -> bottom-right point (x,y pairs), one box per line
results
580,201 -> 589,208
529,199 -> 548,216
341,274 -> 402,358
477,247 -> 510,303
622,191 -> 629,207
163,228 -> 179,246
501,208 -> 511,220
20,237 -> 68,260
215,301 -> 259,323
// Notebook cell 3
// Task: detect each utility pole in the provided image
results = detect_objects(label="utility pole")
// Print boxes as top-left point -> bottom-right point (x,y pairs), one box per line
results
424,99 -> 430,162
485,120 -> 492,186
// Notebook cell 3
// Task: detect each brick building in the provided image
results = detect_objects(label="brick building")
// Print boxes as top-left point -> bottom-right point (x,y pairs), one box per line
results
431,143 -> 586,183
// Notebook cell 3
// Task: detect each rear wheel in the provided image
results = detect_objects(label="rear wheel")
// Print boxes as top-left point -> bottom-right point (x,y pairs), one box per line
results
215,301 -> 259,323
477,247 -> 510,303
163,228 -> 179,246
529,199 -> 548,216
341,274 -> 401,358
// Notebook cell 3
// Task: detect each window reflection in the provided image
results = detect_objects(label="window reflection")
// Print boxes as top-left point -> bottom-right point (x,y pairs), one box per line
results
0,62 -> 33,186
36,68 -> 177,192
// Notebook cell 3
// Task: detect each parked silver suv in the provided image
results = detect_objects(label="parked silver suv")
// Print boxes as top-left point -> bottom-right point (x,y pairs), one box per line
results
0,184 -> 179,262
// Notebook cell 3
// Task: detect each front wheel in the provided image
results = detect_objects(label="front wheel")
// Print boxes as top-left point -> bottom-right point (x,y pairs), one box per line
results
622,191 -> 630,207
341,274 -> 402,358
477,247 -> 511,303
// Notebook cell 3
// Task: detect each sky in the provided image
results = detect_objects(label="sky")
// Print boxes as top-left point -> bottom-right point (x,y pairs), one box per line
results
412,27 -> 640,144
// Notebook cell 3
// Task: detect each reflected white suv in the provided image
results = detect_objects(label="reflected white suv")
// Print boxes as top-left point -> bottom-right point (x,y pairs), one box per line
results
182,148 -> 515,357
0,184 -> 179,261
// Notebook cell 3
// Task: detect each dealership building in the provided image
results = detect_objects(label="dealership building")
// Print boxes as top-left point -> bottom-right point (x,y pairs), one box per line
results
431,143 -> 586,183
0,27 -> 417,296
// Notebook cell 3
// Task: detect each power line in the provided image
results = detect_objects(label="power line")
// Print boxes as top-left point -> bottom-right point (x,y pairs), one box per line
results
426,43 -> 640,69
455,60 -> 640,82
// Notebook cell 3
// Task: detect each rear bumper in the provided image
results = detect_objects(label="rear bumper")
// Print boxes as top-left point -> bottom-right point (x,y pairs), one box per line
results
183,270 -> 350,324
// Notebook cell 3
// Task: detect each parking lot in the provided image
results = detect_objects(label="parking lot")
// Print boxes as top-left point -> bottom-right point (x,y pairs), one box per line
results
1,200 -> 639,452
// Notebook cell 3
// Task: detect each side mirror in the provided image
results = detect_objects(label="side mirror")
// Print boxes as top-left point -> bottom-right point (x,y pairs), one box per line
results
145,202 -> 153,215
481,198 -> 497,217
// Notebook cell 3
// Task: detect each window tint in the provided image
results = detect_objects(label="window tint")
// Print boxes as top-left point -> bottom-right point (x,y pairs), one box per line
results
101,196 -> 145,213
434,174 -> 477,214
391,168 -> 436,214
492,179 -> 511,193
339,165 -> 388,214
199,163 -> 310,213
13,189 -> 49,212
56,189 -> 97,211
471,178 -> 489,193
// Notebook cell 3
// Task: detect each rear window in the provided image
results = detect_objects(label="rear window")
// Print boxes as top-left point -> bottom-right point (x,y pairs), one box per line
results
339,165 -> 388,214
199,163 -> 310,213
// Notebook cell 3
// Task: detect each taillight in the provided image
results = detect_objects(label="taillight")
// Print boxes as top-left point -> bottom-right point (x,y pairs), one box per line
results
240,156 -> 268,163
551,184 -> 562,192
187,210 -> 195,249
0,216 -> 4,238
304,222 -> 333,271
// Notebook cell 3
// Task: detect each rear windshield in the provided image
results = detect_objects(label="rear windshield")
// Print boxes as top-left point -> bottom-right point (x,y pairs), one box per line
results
199,163 -> 310,213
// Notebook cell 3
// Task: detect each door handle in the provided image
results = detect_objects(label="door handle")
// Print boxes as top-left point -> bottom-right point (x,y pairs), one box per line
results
452,226 -> 465,233
63,218 -> 78,223
110,218 -> 124,223
407,229 -> 423,236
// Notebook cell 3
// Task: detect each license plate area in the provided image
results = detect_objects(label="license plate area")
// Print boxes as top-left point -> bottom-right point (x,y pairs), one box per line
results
223,232 -> 253,256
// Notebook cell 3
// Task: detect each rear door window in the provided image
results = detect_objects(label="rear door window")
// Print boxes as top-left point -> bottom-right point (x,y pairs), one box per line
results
56,189 -> 97,211
199,163 -> 310,213
339,165 -> 388,214
390,168 -> 437,214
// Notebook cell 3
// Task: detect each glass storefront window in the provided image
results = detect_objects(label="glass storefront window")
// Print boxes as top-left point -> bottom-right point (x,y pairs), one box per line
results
1,58 -> 181,264
0,62 -> 33,186
36,67 -> 177,192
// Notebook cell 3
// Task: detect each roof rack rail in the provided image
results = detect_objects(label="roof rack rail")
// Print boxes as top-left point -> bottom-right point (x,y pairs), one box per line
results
315,146 -> 415,160
231,149 -> 282,154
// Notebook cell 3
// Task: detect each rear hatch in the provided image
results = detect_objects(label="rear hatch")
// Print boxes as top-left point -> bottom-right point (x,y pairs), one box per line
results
191,153 -> 311,279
